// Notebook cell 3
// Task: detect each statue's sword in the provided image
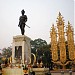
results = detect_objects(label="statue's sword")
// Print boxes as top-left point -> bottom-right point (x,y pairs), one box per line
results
18,24 -> 30,28
25,24 -> 30,28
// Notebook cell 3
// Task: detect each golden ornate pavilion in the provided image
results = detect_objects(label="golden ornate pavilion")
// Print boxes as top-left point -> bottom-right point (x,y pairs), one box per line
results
50,12 -> 75,70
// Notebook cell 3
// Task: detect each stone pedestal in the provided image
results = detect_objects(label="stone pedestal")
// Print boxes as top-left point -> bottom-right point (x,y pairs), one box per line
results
12,35 -> 31,64
31,68 -> 49,75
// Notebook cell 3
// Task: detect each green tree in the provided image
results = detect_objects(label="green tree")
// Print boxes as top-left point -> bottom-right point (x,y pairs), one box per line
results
30,38 -> 52,68
31,38 -> 47,54
31,38 -> 48,58
2,47 -> 12,58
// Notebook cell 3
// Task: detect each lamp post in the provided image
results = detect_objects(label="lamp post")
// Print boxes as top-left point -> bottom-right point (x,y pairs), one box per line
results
36,49 -> 37,63
25,60 -> 27,65
5,54 -> 8,67
0,63 -> 2,75
23,60 -> 28,75
69,70 -> 72,75
61,71 -> 64,75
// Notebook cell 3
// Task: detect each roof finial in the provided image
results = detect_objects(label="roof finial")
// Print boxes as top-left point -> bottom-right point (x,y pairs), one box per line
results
68,21 -> 70,25
59,12 -> 61,16
52,23 -> 54,27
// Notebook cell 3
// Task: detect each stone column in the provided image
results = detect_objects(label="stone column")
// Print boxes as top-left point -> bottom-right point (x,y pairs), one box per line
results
22,41 -> 25,64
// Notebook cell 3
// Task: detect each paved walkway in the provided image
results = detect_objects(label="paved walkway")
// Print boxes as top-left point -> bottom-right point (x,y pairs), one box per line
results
2,67 -> 24,75
2,67 -> 75,75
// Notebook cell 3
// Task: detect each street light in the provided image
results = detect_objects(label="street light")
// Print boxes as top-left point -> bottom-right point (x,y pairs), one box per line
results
69,70 -> 72,75
61,71 -> 64,75
36,49 -> 37,63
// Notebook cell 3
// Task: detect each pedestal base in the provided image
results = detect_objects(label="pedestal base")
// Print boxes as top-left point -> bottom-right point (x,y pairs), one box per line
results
12,35 -> 31,64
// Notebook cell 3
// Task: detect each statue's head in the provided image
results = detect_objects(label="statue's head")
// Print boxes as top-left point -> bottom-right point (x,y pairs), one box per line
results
21,9 -> 25,15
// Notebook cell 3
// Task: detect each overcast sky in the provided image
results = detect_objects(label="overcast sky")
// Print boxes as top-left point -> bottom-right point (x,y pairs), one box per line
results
0,0 -> 74,49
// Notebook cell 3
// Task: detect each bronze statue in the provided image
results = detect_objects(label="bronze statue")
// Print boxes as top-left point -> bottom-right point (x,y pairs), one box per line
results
18,9 -> 27,35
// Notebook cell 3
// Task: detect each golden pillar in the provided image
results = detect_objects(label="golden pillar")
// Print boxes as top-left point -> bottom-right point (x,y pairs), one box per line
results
66,21 -> 74,60
50,24 -> 58,62
57,12 -> 66,63
50,12 -> 75,70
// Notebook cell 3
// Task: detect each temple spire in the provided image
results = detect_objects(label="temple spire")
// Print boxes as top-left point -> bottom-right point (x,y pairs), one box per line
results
68,21 -> 70,25
56,12 -> 64,27
59,12 -> 61,16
